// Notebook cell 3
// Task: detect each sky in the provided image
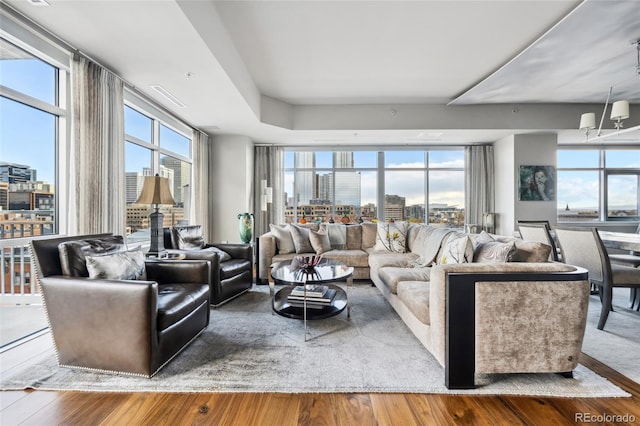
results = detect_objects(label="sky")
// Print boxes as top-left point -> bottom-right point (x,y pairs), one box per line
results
1,57 -> 639,211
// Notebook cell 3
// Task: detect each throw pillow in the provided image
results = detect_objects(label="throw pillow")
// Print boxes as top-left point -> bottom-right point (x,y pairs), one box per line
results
373,221 -> 409,253
436,234 -> 474,265
474,240 -> 517,263
171,225 -> 205,250
85,248 -> 146,280
309,230 -> 332,254
59,235 -> 127,277
289,224 -> 314,253
201,246 -> 232,262
473,230 -> 495,250
269,224 -> 295,254
320,223 -> 347,250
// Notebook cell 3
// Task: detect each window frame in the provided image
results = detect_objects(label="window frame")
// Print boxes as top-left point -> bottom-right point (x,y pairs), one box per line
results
283,147 -> 465,226
557,146 -> 640,222
124,92 -> 194,238
0,33 -> 69,240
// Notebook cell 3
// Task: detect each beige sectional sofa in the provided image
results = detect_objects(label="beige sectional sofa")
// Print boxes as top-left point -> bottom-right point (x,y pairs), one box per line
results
258,221 -> 590,388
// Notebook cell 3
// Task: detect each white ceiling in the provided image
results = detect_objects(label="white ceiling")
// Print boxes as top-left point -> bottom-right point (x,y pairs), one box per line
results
3,0 -> 640,146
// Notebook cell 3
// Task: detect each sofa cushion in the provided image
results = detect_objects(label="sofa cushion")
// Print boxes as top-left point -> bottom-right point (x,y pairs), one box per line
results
270,224 -> 296,254
322,249 -> 369,268
368,250 -> 419,270
290,224 -> 314,253
320,223 -> 348,249
85,248 -> 146,280
361,222 -> 378,250
309,230 -> 332,254
474,240 -> 517,263
170,225 -> 205,250
345,225 -> 362,250
156,283 -> 210,330
436,233 -> 473,265
397,281 -> 430,325
373,221 -> 409,252
378,267 -> 432,294
59,235 -> 127,277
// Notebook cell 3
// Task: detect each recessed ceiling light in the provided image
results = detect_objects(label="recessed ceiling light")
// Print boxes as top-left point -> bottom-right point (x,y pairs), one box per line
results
150,85 -> 186,108
27,0 -> 50,6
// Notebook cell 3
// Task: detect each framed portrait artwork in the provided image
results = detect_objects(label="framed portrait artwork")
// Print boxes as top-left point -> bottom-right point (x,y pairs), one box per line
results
519,165 -> 556,201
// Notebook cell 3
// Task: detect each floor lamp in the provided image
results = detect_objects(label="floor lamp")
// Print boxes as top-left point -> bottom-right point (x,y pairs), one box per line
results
136,174 -> 176,257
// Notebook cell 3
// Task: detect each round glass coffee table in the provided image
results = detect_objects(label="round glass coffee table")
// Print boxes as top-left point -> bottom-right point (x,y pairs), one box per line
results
270,258 -> 354,335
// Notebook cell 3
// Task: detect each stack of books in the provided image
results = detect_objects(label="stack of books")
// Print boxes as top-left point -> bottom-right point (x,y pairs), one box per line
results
287,285 -> 336,309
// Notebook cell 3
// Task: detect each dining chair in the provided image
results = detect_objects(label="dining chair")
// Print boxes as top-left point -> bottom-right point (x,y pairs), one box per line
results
555,227 -> 640,330
607,223 -> 640,268
517,221 -> 559,262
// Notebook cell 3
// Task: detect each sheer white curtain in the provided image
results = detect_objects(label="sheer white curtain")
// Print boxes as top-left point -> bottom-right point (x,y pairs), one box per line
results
465,145 -> 494,229
254,146 -> 284,237
69,54 -> 124,235
193,130 -> 212,241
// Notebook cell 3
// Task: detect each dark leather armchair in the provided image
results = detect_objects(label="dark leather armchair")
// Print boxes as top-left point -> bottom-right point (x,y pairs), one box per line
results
30,233 -> 211,377
163,227 -> 253,306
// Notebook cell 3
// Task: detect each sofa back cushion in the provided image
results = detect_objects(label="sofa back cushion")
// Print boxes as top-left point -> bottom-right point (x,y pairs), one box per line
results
319,223 -> 348,249
345,225 -> 363,250
171,225 -> 205,250
59,235 -> 127,277
361,222 -> 378,250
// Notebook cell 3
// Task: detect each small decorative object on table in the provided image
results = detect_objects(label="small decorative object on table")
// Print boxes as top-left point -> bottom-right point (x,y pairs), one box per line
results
296,255 -> 322,270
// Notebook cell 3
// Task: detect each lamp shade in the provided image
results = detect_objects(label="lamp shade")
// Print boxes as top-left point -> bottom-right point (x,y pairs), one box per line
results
135,174 -> 175,205
579,112 -> 596,130
610,100 -> 629,120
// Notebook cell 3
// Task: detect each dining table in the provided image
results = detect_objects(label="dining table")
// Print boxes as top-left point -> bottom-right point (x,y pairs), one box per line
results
598,230 -> 640,252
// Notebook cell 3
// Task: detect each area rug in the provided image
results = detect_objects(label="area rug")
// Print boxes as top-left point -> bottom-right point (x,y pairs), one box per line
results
0,284 -> 629,397
581,288 -> 640,385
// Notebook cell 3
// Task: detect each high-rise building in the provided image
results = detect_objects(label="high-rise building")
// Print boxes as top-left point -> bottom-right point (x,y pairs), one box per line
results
294,152 -> 315,204
385,194 -> 406,220
0,162 -> 37,183
160,156 -> 189,205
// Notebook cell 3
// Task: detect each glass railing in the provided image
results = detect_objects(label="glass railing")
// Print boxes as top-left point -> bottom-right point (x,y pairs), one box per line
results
0,238 -> 47,348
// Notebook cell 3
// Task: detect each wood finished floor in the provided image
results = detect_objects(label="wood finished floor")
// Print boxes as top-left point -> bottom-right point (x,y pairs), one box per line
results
1,350 -> 639,426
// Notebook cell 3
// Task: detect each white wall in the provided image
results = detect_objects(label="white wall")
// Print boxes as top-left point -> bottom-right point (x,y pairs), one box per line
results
513,134 -> 558,229
493,133 -> 558,236
210,135 -> 254,243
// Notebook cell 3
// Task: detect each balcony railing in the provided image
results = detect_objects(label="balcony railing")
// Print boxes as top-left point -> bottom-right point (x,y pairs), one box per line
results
1,237 -> 41,304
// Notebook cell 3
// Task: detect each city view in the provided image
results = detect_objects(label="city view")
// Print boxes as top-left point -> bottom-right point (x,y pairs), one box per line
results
283,151 -> 466,227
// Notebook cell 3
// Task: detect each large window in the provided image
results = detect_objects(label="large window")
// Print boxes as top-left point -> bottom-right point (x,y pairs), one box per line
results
0,38 -> 64,239
558,148 -> 640,222
284,149 -> 464,226
124,103 -> 193,242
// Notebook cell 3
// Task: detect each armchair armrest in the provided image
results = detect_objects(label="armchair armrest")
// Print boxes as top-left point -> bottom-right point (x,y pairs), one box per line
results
428,263 -> 589,389
145,259 -> 211,285
209,243 -> 252,261
39,276 -> 160,376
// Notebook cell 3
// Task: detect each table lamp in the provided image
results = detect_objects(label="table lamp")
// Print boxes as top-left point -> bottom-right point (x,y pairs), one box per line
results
136,174 -> 175,257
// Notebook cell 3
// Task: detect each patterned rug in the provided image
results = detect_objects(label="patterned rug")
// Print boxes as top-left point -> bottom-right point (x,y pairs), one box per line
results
0,284 -> 630,397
